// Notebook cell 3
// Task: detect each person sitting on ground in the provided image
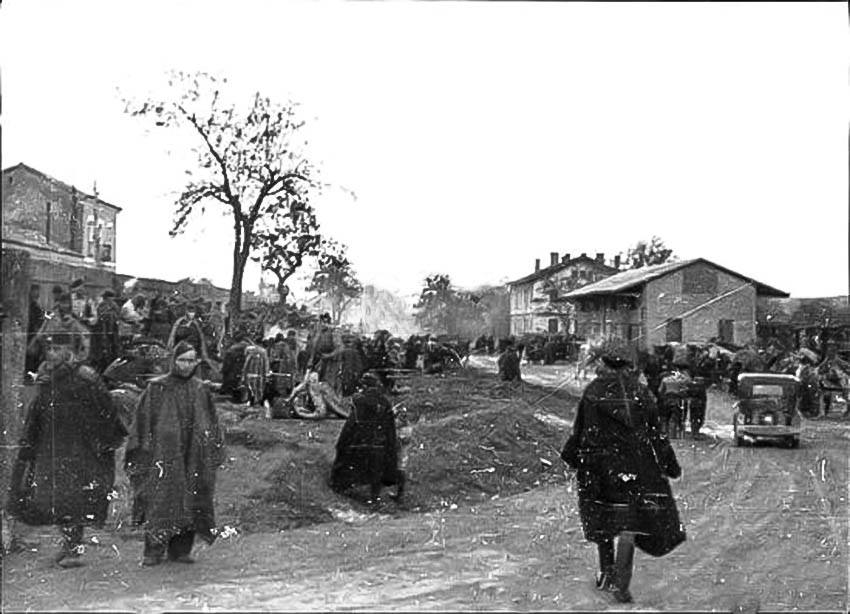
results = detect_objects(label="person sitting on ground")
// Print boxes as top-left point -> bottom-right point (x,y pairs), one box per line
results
330,373 -> 405,505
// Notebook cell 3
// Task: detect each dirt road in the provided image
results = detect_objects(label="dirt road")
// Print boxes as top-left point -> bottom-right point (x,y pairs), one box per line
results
3,358 -> 848,612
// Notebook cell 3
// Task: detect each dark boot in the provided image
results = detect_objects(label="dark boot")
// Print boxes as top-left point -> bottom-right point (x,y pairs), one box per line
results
167,531 -> 196,563
142,531 -> 167,567
612,533 -> 636,603
55,524 -> 85,568
596,539 -> 615,589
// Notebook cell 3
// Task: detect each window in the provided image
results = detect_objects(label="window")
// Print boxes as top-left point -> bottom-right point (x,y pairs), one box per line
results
45,202 -> 52,243
718,319 -> 734,343
548,318 -> 559,333
666,318 -> 682,343
101,244 -> 112,262
682,266 -> 718,294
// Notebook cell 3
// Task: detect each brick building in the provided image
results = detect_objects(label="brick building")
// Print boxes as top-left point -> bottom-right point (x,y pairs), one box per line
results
560,258 -> 789,349
2,163 -> 121,304
507,252 -> 619,335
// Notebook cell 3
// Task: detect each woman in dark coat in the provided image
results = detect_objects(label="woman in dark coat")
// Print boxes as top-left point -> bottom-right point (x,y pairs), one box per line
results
330,373 -> 404,504
561,338 -> 685,604
125,341 -> 225,566
7,333 -> 127,568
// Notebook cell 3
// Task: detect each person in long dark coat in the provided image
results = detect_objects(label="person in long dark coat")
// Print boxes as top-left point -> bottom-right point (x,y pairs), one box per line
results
330,373 -> 404,504
25,285 -> 45,374
7,334 -> 127,568
497,344 -> 522,382
124,341 -> 225,566
561,338 -> 685,604
90,289 -> 122,373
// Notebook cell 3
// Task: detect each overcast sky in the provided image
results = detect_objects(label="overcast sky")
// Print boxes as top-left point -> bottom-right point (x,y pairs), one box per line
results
1,1 -> 847,301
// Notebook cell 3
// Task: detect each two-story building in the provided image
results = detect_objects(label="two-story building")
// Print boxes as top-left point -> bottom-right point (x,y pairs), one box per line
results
2,163 -> 121,305
507,252 -> 619,336
559,258 -> 789,349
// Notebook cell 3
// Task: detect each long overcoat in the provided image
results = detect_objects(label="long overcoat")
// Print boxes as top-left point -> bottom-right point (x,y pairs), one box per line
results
8,363 -> 127,527
330,387 -> 402,491
561,368 -> 686,557
124,373 -> 225,543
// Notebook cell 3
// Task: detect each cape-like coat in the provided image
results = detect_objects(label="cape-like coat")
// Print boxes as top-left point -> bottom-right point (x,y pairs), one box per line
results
125,373 -> 225,543
331,387 -> 402,491
8,363 -> 127,527
561,368 -> 686,557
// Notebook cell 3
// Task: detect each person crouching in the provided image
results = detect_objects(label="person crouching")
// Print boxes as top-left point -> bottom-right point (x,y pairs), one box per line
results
124,341 -> 225,566
330,373 -> 405,505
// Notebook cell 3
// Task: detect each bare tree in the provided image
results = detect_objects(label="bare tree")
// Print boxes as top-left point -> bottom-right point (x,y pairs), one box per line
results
122,71 -> 318,315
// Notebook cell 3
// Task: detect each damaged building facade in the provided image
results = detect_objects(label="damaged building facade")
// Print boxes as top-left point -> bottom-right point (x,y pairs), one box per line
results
560,258 -> 789,349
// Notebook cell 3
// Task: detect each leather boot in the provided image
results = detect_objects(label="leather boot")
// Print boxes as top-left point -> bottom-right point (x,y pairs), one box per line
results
612,533 -> 635,603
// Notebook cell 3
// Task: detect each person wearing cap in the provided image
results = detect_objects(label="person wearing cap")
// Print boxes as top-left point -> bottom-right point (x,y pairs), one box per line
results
330,372 -> 405,504
657,357 -> 693,439
560,336 -> 684,604
7,333 -> 127,568
28,292 -> 91,369
90,289 -> 122,373
124,341 -> 225,566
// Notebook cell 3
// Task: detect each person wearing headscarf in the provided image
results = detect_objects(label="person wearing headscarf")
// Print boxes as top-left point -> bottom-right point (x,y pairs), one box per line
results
7,333 -> 127,568
330,373 -> 404,504
90,289 -> 122,373
124,341 -> 225,566
560,337 -> 685,604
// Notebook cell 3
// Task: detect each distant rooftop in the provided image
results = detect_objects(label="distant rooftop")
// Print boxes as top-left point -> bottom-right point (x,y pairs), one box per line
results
3,162 -> 123,212
560,258 -> 789,299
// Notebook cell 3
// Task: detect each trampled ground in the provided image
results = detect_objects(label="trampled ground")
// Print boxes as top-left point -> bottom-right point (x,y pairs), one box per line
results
3,357 -> 848,612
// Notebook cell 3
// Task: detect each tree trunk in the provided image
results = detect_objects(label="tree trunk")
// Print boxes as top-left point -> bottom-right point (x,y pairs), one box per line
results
277,281 -> 289,305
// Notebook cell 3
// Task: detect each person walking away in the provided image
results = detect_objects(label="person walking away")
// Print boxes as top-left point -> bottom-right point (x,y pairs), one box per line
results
330,373 -> 405,505
560,337 -> 685,604
686,375 -> 708,439
7,332 -> 127,568
90,289 -> 122,373
658,361 -> 692,438
124,341 -> 225,566
497,343 -> 522,382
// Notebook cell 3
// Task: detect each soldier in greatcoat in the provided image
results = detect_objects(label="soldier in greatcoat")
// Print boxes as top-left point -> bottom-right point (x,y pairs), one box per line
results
561,337 -> 685,604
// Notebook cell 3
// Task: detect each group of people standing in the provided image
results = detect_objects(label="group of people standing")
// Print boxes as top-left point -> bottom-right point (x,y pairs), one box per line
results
9,322 -> 225,568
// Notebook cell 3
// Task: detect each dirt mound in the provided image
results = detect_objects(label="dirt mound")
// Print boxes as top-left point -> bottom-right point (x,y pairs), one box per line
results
221,366 -> 578,534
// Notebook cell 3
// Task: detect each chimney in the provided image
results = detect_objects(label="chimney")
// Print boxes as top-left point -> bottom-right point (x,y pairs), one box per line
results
535,258 -> 541,272
596,252 -> 604,264
550,252 -> 559,267
561,252 -> 571,264
614,254 -> 621,269
580,252 -> 587,258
